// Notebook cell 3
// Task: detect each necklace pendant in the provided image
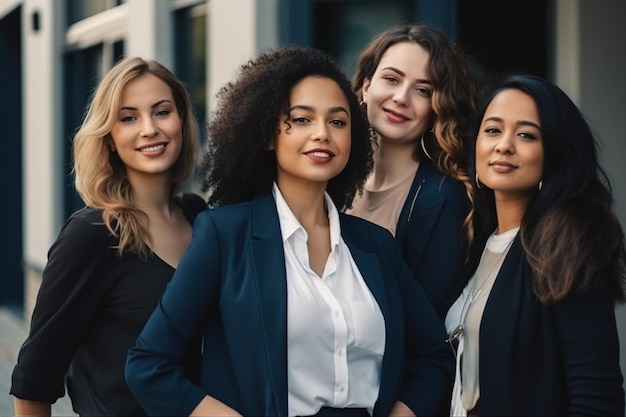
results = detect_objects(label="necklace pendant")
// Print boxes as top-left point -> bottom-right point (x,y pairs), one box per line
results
446,324 -> 463,343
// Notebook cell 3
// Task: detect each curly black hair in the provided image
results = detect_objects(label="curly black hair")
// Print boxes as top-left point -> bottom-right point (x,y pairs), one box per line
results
200,45 -> 373,209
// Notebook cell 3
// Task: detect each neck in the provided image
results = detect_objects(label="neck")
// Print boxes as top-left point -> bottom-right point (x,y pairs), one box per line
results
369,139 -> 419,189
493,192 -> 531,234
275,180 -> 329,228
128,173 -> 174,218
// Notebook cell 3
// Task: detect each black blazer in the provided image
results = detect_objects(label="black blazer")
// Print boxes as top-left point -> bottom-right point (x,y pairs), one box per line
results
395,159 -> 469,318
126,192 -> 454,416
446,237 -> 624,416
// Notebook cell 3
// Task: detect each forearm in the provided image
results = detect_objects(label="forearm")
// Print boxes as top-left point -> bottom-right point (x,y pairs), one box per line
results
189,395 -> 241,417
389,400 -> 416,417
13,397 -> 51,416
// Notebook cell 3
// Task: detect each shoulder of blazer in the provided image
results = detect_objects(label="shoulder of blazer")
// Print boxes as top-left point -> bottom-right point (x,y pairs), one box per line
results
203,192 -> 281,241
340,213 -> 395,250
413,160 -> 465,199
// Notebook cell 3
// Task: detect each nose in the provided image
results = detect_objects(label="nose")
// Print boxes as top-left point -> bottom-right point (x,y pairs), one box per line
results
495,133 -> 514,154
312,121 -> 330,142
141,118 -> 159,137
392,85 -> 410,106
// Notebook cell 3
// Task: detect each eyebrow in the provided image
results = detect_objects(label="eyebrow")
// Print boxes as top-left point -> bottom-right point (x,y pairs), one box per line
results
289,105 -> 350,116
380,66 -> 432,85
483,116 -> 541,131
120,99 -> 173,111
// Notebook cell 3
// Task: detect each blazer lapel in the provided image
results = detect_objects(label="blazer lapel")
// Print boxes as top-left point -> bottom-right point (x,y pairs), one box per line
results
341,219 -> 390,335
250,193 -> 289,415
479,237 -> 525,400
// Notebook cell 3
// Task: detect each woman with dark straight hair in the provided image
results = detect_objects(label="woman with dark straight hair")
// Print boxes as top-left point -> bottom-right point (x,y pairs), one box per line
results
444,74 -> 626,416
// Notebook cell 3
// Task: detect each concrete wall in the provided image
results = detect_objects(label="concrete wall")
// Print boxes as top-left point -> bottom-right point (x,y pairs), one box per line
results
556,0 -> 626,402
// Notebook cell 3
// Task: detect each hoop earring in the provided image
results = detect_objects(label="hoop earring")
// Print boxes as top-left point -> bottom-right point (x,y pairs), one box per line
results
475,173 -> 483,189
420,131 -> 434,161
538,180 -> 543,191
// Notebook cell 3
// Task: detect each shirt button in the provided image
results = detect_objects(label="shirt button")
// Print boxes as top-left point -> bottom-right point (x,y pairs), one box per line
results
337,349 -> 343,356
338,386 -> 345,393
334,310 -> 340,317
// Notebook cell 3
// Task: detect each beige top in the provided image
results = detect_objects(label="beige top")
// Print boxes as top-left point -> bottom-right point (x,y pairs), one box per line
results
445,227 -> 518,415
346,168 -> 417,236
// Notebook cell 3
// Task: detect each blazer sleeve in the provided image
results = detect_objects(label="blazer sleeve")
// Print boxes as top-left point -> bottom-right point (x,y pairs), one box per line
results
10,209 -> 114,402
389,230 -> 456,415
125,211 -> 222,416
554,286 -> 625,415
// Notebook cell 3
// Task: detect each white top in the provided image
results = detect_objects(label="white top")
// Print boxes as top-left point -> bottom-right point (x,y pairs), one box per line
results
273,183 -> 386,417
445,227 -> 519,416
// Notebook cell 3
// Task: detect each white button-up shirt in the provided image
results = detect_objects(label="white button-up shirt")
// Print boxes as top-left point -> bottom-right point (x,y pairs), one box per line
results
273,183 -> 386,417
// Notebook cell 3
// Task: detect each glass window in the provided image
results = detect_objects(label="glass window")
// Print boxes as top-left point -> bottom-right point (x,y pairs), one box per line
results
174,3 -> 207,134
63,42 -> 125,216
174,3 -> 207,194
67,0 -> 125,25
313,0 -> 414,77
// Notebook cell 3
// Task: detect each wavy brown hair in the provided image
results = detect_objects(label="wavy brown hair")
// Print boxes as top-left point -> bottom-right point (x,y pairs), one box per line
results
352,23 -> 480,249
72,57 -> 200,258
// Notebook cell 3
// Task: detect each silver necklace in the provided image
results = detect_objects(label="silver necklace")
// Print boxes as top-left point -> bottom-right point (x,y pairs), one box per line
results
446,236 -> 514,346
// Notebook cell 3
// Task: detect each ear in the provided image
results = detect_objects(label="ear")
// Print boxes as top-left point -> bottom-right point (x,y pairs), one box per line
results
106,136 -> 116,152
361,78 -> 371,104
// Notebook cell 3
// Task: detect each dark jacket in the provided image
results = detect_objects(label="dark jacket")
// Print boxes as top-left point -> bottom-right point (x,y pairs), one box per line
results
126,192 -> 454,416
395,159 -> 470,318
446,236 -> 625,416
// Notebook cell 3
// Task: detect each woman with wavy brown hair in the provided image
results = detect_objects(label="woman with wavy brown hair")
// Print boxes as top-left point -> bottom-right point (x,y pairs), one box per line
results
11,57 -> 205,416
347,23 -> 480,317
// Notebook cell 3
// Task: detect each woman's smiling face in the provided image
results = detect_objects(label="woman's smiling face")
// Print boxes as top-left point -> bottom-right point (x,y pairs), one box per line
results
109,73 -> 183,182
271,75 -> 352,189
361,41 -> 434,146
475,88 -> 544,199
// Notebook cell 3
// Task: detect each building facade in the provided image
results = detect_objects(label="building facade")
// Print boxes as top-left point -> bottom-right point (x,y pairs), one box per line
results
1,0 -> 626,402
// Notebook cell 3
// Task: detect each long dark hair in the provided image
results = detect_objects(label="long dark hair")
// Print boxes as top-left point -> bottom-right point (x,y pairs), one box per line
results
472,74 -> 626,303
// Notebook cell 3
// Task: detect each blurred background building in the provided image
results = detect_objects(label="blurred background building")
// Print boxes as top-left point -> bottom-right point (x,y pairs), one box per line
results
1,0 -> 625,399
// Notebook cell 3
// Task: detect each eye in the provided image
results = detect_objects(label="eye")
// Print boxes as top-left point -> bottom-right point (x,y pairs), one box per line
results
518,131 -> 538,140
383,76 -> 399,84
484,127 -> 501,135
414,87 -> 432,98
120,115 -> 136,122
329,119 -> 347,127
155,109 -> 171,118
291,116 -> 310,124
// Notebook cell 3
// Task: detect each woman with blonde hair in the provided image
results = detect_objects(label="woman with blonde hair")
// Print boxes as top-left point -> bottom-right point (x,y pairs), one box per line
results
11,56 -> 206,416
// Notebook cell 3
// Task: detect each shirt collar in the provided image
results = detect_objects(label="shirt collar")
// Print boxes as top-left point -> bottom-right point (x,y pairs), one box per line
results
272,182 -> 340,249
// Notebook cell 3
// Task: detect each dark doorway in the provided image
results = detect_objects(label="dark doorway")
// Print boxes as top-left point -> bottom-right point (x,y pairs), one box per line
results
457,0 -> 551,90
0,6 -> 24,309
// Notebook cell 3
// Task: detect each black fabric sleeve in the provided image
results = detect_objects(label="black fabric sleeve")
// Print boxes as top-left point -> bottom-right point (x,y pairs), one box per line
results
10,209 -> 115,403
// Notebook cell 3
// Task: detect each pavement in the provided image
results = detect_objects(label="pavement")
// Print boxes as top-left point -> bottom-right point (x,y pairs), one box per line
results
0,307 -> 75,416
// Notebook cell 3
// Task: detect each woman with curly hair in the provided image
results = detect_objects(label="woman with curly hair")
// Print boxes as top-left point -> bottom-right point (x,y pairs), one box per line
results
126,45 -> 454,417
444,75 -> 626,415
11,57 -> 206,416
347,23 -> 480,317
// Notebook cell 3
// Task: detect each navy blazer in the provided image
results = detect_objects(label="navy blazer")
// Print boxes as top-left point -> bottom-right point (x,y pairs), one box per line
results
394,159 -> 469,318
445,237 -> 625,416
126,192 -> 454,416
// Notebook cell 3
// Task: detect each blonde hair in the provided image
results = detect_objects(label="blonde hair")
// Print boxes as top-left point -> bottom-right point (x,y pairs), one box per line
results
72,57 -> 200,257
